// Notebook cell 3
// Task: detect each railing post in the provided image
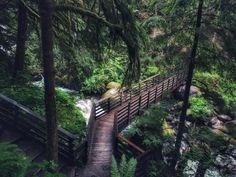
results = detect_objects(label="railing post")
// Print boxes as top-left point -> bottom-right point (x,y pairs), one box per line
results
155,86 -> 158,102
146,82 -> 148,91
172,77 -> 175,89
176,70 -> 179,87
127,102 -> 131,125
130,90 -> 132,100
107,98 -> 111,112
139,83 -> 141,95
138,95 -> 142,115
161,82 -> 164,99
167,79 -> 170,91
147,90 -> 150,108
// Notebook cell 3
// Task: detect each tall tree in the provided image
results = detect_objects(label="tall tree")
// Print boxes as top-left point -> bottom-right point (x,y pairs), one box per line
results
39,0 -> 58,162
170,0 -> 204,174
13,0 -> 28,77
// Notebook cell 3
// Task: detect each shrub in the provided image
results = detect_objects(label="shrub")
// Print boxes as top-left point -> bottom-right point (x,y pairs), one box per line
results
124,103 -> 173,148
82,51 -> 126,94
194,71 -> 236,118
188,96 -> 214,122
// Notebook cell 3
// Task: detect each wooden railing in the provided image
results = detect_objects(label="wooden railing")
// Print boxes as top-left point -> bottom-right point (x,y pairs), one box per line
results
114,69 -> 187,133
0,94 -> 83,163
95,64 -> 187,119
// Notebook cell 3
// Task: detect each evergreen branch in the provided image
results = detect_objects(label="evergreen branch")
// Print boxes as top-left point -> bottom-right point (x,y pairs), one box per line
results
19,0 -> 40,19
54,5 -> 123,31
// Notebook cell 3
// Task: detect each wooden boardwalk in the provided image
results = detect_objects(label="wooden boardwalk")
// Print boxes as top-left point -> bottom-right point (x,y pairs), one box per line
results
79,68 -> 187,177
0,65 -> 187,177
79,111 -> 116,177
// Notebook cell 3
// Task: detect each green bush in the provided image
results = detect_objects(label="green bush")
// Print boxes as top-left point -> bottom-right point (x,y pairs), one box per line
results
194,71 -> 236,118
111,155 -> 137,177
141,64 -> 160,79
188,96 -> 214,122
82,55 -> 125,94
0,85 -> 86,140
124,103 -> 172,148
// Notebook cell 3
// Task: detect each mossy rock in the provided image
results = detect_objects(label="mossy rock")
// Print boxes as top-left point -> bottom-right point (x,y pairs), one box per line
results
106,82 -> 121,89
162,120 -> 175,136
102,88 -> 119,99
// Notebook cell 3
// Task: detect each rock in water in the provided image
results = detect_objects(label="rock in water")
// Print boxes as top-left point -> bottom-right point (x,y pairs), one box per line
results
173,85 -> 202,100
225,120 -> 236,138
217,114 -> 232,122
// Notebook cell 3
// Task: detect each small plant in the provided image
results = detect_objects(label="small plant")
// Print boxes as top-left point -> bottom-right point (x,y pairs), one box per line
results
125,103 -> 173,148
111,155 -> 137,177
188,96 -> 214,122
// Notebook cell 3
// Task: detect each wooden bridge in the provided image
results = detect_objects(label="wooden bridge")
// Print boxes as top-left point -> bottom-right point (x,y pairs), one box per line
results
0,64 -> 187,177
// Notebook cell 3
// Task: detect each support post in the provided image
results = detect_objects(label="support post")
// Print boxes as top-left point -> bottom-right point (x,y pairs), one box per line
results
127,102 -> 131,124
161,82 -> 164,99
147,91 -> 150,108
155,86 -> 158,102
138,95 -> 142,115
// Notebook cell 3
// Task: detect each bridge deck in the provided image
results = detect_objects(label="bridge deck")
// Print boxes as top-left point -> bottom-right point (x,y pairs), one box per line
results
78,74 -> 183,177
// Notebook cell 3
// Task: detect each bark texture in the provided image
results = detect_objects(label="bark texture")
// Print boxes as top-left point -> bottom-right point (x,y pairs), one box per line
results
39,0 -> 58,162
171,0 -> 204,174
13,0 -> 28,77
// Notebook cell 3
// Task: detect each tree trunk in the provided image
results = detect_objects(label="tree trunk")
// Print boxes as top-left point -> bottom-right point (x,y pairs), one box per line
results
39,0 -> 58,162
170,0 -> 204,174
13,0 -> 28,77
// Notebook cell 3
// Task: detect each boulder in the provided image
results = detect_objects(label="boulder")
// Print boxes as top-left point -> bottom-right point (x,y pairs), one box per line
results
217,114 -> 232,122
209,117 -> 223,129
225,120 -> 236,138
102,88 -> 119,99
173,85 -> 202,100
216,154 -> 236,173
106,82 -> 121,89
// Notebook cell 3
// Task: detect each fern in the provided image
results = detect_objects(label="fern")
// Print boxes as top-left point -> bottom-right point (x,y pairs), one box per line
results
111,155 -> 137,177
111,156 -> 121,177
0,143 -> 31,177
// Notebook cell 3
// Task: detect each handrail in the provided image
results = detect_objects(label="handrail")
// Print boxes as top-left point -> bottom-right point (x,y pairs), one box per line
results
114,69 -> 187,133
117,134 -> 145,154
0,94 -> 79,162
95,63 -> 187,119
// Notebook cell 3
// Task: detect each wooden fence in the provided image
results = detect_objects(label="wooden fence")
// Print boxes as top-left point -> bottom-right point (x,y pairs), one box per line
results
95,64 -> 187,119
0,94 -> 84,163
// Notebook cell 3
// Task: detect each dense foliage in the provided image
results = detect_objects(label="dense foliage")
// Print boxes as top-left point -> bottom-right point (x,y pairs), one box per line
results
0,0 -> 235,176
0,84 -> 85,139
